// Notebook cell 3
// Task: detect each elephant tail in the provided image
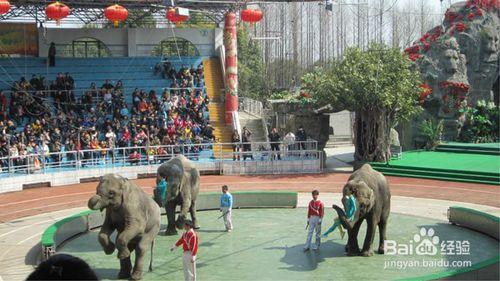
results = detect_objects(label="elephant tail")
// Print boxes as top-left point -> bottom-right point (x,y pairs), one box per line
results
149,239 -> 155,272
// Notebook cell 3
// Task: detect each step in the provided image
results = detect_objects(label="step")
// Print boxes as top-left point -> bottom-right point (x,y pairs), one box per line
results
434,147 -> 500,156
370,162 -> 499,178
372,166 -> 499,184
376,171 -> 499,186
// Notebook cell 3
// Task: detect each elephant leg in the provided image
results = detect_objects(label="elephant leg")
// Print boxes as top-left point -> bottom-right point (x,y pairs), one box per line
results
347,219 -> 363,256
378,218 -> 388,254
116,223 -> 141,260
98,228 -> 116,255
165,201 -> 178,235
177,198 -> 191,228
131,240 -> 148,280
118,257 -> 132,279
361,217 -> 377,257
98,214 -> 116,255
190,201 -> 199,229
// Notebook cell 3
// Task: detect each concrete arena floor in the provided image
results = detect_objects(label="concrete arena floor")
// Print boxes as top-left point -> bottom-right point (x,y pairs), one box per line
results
60,209 -> 498,281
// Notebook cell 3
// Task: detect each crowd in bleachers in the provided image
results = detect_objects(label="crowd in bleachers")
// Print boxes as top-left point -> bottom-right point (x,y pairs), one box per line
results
0,62 -> 216,171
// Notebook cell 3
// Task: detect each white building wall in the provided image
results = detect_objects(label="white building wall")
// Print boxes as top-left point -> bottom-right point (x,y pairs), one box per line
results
38,27 -> 222,57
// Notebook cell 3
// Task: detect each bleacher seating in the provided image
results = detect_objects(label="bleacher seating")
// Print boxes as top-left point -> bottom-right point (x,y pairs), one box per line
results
0,56 -> 204,104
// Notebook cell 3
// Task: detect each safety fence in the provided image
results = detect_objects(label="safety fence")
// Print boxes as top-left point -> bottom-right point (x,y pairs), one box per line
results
0,140 -> 321,193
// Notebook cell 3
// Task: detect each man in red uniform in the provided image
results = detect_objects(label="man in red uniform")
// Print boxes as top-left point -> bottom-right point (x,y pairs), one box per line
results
171,220 -> 198,281
304,189 -> 324,252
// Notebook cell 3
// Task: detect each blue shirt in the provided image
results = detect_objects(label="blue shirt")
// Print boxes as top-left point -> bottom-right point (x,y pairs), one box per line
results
156,179 -> 168,201
346,195 -> 357,220
220,192 -> 233,208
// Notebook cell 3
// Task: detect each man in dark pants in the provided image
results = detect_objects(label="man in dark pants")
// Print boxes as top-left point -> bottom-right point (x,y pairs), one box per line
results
268,128 -> 281,160
296,126 -> 307,150
48,43 -> 56,67
241,126 -> 254,160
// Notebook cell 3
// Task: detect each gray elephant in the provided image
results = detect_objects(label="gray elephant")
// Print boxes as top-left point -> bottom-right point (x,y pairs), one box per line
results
87,174 -> 161,280
156,155 -> 200,235
333,164 -> 391,257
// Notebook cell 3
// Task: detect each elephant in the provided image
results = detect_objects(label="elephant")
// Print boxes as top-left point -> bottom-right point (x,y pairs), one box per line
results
156,155 -> 200,235
332,164 -> 391,257
87,174 -> 161,280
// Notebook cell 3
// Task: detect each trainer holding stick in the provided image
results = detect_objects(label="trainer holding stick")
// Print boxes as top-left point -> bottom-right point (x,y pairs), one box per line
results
171,220 -> 198,281
219,185 -> 233,232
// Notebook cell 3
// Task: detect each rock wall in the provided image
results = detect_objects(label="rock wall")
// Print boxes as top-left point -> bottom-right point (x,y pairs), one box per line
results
404,0 -> 499,143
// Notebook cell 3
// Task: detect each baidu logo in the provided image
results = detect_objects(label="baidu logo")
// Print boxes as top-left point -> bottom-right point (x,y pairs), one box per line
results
413,227 -> 440,255
384,227 -> 469,256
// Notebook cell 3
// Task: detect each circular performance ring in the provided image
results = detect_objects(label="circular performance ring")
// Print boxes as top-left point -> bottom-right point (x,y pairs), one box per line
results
0,174 -> 499,281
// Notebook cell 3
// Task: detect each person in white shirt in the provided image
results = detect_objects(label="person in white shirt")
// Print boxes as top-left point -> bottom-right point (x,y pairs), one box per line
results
283,131 -> 296,158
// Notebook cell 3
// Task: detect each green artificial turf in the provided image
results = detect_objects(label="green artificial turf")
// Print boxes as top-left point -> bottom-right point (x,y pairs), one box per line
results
384,151 -> 499,174
60,209 -> 499,281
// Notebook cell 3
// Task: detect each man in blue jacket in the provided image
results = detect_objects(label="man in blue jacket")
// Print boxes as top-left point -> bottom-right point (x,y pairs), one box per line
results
220,185 -> 233,232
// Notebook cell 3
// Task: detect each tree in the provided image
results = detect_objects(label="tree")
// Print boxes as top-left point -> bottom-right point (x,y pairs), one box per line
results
237,24 -> 267,101
302,43 -> 422,162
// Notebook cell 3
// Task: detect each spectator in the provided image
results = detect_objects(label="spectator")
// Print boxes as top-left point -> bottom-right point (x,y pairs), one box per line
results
284,131 -> 296,156
128,149 -> 141,165
231,129 -> 240,161
268,128 -> 281,160
48,42 -> 56,67
296,126 -> 307,150
241,126 -> 253,161
26,253 -> 98,280
101,79 -> 114,90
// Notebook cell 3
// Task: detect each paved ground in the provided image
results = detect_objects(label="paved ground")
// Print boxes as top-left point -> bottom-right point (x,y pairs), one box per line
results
0,145 -> 498,280
1,173 -> 499,223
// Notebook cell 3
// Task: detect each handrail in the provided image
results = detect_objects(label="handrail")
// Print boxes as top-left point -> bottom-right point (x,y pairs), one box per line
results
218,45 -> 226,89
240,97 -> 263,117
232,110 -> 241,138
0,140 -> 319,176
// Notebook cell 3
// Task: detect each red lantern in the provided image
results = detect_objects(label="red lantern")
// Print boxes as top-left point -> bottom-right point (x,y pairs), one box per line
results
166,7 -> 189,23
105,4 -> 128,27
0,0 -> 10,15
45,2 -> 70,25
241,9 -> 263,23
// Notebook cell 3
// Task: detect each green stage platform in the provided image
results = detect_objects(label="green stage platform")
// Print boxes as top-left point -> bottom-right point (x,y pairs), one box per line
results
60,209 -> 498,281
372,143 -> 500,185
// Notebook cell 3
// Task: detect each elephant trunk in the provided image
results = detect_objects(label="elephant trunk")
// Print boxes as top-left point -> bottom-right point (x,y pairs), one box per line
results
332,205 -> 354,231
88,195 -> 103,210
166,183 -> 179,202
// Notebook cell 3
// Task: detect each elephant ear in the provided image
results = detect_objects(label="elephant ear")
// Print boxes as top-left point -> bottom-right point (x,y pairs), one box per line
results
344,180 -> 358,196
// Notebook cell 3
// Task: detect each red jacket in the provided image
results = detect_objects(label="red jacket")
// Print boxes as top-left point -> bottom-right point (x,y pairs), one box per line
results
307,200 -> 324,218
175,229 -> 198,256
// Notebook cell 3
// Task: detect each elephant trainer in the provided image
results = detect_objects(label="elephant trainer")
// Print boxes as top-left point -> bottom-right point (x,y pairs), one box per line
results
333,164 -> 391,257
88,174 -> 161,280
157,155 -> 200,235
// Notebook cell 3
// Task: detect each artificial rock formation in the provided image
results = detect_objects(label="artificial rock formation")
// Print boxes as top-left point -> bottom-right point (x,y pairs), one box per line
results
405,0 -> 499,141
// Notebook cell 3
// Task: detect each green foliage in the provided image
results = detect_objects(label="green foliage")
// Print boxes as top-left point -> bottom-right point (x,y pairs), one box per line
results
302,43 -> 422,122
459,100 -> 499,143
419,118 -> 444,150
125,10 -> 156,28
151,38 -> 199,57
61,38 -> 111,58
177,12 -> 216,29
269,90 -> 291,100
237,24 -> 267,101
301,43 -> 422,161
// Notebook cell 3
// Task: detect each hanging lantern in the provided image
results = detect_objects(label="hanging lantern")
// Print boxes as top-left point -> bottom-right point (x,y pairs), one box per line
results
104,4 -> 128,27
241,9 -> 263,23
45,2 -> 70,25
0,0 -> 11,15
166,7 -> 189,23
